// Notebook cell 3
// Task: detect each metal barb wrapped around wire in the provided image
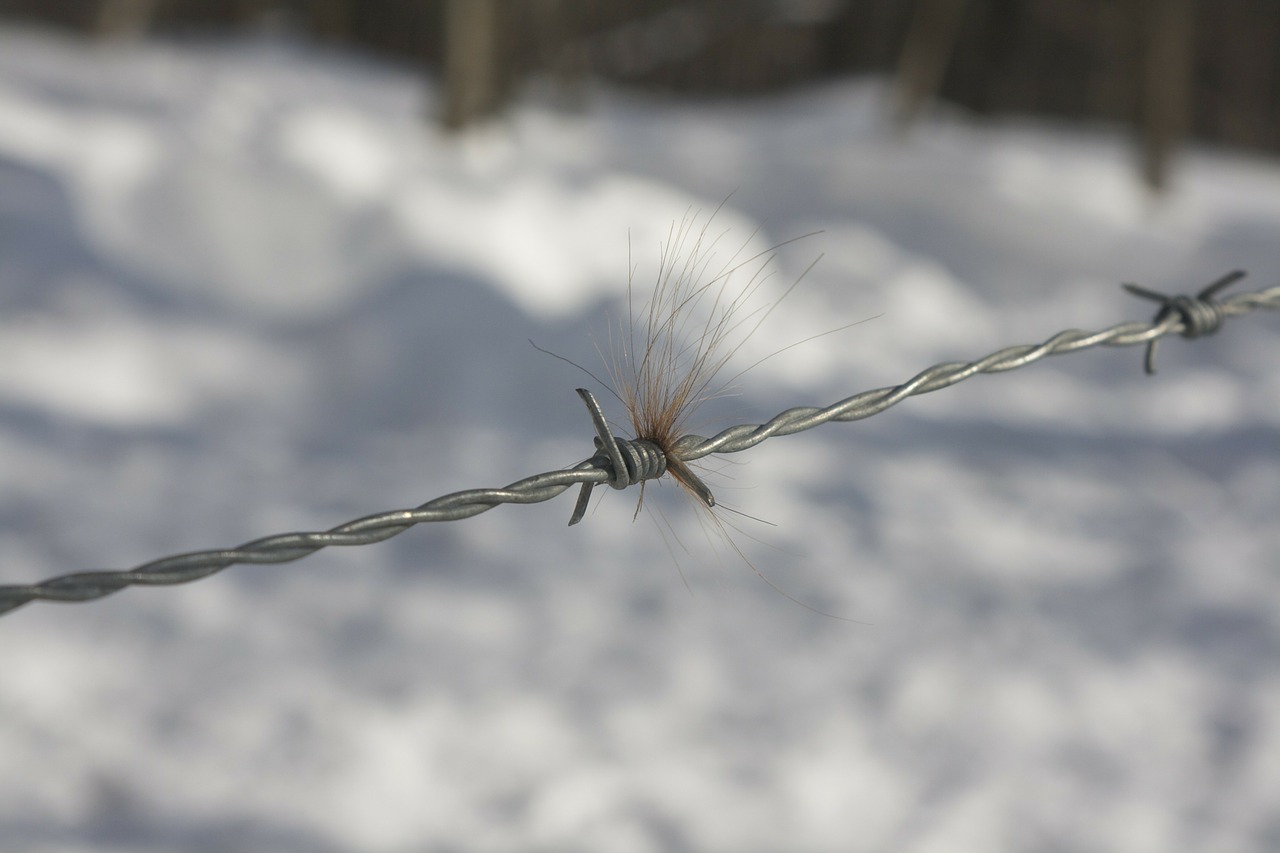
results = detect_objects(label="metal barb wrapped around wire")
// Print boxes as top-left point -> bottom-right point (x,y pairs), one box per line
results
568,388 -> 672,526
1122,270 -> 1244,374
0,273 -> 1276,617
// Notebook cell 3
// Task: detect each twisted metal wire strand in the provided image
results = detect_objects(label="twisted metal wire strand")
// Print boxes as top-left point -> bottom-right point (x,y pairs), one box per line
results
677,272 -> 1277,462
2,275 -> 1276,617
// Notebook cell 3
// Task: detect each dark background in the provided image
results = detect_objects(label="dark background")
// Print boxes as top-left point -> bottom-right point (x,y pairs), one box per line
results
2,0 -> 1278,188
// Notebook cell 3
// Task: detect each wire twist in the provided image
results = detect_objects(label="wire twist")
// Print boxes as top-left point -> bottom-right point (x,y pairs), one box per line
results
1,274 -> 1275,616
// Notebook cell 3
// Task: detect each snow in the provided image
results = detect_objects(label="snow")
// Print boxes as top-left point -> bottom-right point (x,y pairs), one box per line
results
0,24 -> 1278,853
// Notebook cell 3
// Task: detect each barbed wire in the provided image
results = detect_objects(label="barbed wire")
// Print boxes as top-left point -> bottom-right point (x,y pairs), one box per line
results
1,273 -> 1275,617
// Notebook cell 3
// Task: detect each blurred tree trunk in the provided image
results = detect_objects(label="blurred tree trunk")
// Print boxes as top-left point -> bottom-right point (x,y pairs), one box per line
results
442,0 -> 503,130
235,0 -> 275,23
313,0 -> 348,43
95,0 -> 162,38
893,0 -> 967,129
1134,0 -> 1193,190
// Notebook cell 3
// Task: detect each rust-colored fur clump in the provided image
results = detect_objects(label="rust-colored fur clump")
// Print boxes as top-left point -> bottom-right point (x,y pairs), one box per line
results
607,206 -> 816,512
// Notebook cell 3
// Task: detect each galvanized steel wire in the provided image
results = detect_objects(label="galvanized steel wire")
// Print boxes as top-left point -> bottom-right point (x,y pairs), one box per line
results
2,274 -> 1276,617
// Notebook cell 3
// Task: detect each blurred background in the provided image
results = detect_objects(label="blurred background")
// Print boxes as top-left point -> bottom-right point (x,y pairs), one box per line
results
0,2 -> 1277,852
4,0 -> 1280,186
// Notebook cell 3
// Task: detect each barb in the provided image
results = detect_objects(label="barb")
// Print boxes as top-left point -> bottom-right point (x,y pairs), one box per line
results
568,387 -> 674,526
2,275 -> 1275,616
1122,269 -> 1244,374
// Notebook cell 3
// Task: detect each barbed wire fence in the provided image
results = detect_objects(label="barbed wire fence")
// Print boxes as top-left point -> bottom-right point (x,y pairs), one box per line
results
1,272 -> 1275,618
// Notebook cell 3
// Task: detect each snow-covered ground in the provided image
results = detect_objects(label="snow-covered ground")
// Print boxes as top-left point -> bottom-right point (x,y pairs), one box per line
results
1,23 -> 1278,853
